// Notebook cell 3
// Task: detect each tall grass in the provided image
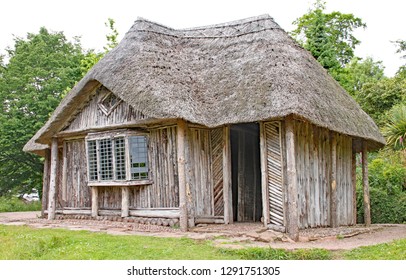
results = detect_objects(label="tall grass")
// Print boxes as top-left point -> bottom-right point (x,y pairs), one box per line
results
0,196 -> 41,212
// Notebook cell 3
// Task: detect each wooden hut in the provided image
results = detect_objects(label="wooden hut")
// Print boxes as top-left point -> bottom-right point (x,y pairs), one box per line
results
24,15 -> 385,239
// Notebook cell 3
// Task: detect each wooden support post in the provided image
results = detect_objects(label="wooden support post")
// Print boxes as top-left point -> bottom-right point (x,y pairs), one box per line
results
222,125 -> 233,224
351,150 -> 357,225
41,149 -> 51,218
259,122 -> 270,226
91,187 -> 99,218
285,116 -> 299,241
362,141 -> 371,226
177,119 -> 188,231
330,133 -> 338,228
48,138 -> 58,220
121,186 -> 130,217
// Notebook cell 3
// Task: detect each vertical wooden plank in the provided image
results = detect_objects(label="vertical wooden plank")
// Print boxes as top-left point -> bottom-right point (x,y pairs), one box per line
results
285,116 -> 299,241
121,186 -> 129,217
313,126 -> 320,226
91,187 -> 98,217
48,138 -> 59,220
259,122 -> 270,226
237,131 -> 245,221
352,146 -> 357,225
223,125 -> 233,224
362,141 -> 371,226
330,133 -> 338,228
41,149 -> 51,218
61,141 -> 67,204
177,119 -> 188,231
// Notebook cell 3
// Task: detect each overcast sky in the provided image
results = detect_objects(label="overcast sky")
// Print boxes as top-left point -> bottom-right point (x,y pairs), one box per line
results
1,0 -> 405,76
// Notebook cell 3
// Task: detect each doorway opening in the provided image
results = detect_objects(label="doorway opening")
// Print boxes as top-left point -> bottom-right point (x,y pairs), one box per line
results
230,123 -> 262,222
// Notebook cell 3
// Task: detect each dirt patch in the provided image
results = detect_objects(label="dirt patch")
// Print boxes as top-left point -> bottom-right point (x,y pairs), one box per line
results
1,211 -> 405,250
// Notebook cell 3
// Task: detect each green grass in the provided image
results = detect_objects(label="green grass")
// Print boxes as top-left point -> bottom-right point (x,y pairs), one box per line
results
0,225 -> 405,260
0,196 -> 41,212
344,239 -> 406,260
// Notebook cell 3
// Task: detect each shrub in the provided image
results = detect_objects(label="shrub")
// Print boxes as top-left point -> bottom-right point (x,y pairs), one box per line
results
0,196 -> 41,212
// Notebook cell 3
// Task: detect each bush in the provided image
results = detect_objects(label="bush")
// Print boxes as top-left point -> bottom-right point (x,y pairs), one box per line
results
0,196 -> 41,212
357,155 -> 406,224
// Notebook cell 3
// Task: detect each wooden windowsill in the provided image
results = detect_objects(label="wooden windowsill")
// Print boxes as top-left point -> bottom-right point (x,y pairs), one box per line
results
88,180 -> 152,187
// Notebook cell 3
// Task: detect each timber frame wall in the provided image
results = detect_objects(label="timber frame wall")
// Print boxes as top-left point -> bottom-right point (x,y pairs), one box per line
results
41,86 -> 371,235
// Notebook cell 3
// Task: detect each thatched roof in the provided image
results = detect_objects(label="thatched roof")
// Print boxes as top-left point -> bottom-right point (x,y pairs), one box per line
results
24,14 -> 385,154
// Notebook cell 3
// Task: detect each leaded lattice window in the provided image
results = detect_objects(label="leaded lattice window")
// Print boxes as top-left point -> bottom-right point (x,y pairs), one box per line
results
86,133 -> 149,182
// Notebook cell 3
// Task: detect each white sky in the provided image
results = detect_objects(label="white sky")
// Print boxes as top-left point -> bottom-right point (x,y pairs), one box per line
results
1,0 -> 405,76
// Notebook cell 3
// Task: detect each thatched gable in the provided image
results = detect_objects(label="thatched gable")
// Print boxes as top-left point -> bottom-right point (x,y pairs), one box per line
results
24,14 -> 385,154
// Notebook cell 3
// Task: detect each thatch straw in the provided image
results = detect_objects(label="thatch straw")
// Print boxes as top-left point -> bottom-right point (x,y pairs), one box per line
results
24,15 -> 385,154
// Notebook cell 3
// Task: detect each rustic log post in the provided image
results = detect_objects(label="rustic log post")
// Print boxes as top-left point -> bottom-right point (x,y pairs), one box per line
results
48,138 -> 58,220
177,119 -> 188,231
351,150 -> 357,225
259,122 -> 270,226
362,141 -> 371,226
41,149 -> 51,218
330,133 -> 338,228
285,116 -> 299,241
121,186 -> 130,217
91,187 -> 99,218
222,125 -> 233,224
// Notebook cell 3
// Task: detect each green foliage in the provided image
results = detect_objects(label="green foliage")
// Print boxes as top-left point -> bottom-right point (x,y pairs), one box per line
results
334,57 -> 385,96
0,196 -> 41,212
394,39 -> 406,60
382,104 -> 406,150
291,0 -> 366,72
0,28 -> 85,196
345,238 -> 406,260
355,75 -> 406,125
357,153 -> 406,224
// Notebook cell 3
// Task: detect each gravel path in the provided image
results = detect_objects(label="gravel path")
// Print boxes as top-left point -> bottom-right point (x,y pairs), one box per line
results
1,211 -> 405,250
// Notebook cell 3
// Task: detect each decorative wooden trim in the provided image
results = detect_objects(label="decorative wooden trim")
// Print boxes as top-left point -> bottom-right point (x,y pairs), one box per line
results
48,138 -> 59,220
285,116 -> 299,241
222,125 -> 233,224
362,141 -> 371,226
177,119 -> 188,231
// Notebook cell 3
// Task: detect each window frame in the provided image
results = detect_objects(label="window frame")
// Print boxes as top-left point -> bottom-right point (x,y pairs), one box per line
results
85,130 -> 151,186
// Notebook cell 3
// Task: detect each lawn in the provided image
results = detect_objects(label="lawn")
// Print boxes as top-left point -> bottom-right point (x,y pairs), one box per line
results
0,225 -> 405,260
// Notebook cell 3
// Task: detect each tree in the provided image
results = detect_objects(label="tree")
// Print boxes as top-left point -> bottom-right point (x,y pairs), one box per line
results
0,27 -> 85,195
291,0 -> 366,73
382,104 -> 406,151
335,57 -> 385,96
80,18 -> 119,76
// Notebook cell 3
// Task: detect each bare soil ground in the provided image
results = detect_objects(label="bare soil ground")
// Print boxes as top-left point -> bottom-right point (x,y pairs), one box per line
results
1,211 -> 405,250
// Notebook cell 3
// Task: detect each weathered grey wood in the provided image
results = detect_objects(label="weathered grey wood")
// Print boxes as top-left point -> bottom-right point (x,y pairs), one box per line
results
312,126 -> 320,226
62,142 -> 67,202
41,149 -> 51,218
48,138 -> 59,220
267,224 -> 286,232
259,122 -> 270,226
91,187 -> 99,217
352,150 -> 357,225
56,209 -> 91,215
211,128 -> 224,216
330,133 -> 338,228
222,125 -> 233,224
285,116 -> 299,241
177,119 -> 188,231
195,217 -> 224,224
362,141 -> 371,226
121,186 -> 130,217
87,180 -> 153,187
129,209 -> 180,218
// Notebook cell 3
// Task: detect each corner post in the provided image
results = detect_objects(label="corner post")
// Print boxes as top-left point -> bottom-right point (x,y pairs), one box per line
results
48,138 -> 58,220
222,125 -> 233,224
362,141 -> 371,226
91,187 -> 98,218
285,116 -> 299,241
177,119 -> 188,231
41,148 -> 51,218
330,132 -> 338,228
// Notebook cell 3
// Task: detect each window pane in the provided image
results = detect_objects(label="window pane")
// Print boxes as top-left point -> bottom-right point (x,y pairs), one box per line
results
114,137 -> 126,180
129,136 -> 148,180
99,138 -> 113,180
87,140 -> 98,181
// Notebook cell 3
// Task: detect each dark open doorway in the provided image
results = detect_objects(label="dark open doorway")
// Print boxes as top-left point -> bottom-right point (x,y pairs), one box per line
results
230,123 -> 262,222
